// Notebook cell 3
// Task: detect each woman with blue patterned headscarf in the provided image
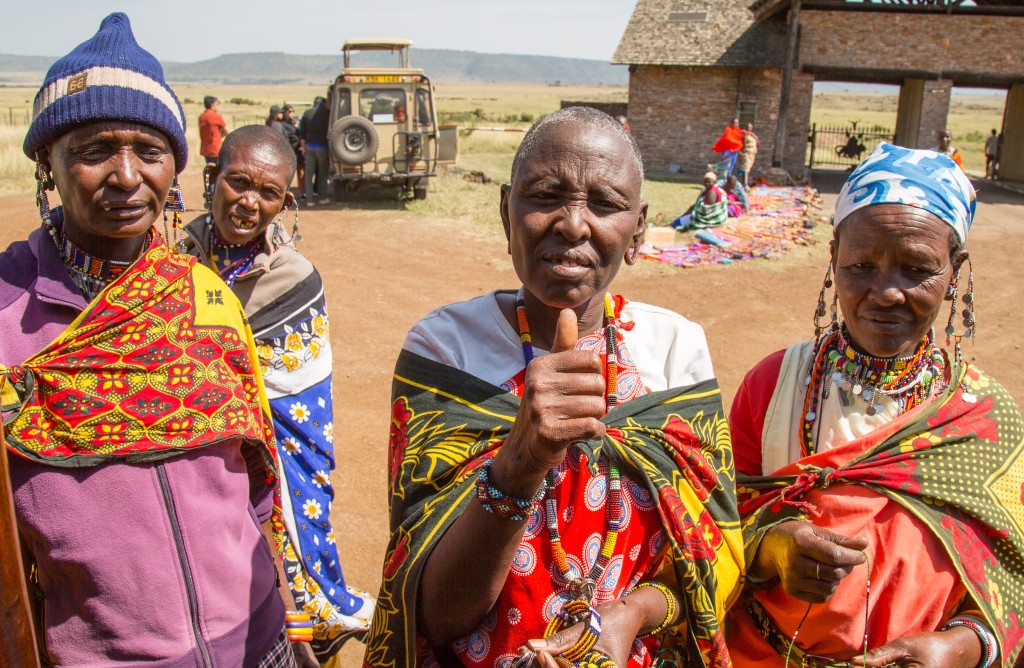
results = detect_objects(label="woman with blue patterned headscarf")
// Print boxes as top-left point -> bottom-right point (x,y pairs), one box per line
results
726,143 -> 1024,667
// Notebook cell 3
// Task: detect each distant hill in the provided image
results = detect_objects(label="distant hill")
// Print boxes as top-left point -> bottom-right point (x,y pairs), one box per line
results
0,49 -> 628,85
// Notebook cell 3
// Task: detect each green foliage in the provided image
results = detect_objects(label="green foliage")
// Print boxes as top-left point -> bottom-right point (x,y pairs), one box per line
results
227,97 -> 260,106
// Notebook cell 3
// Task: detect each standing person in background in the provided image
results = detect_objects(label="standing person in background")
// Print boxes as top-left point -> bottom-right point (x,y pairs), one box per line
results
199,94 -> 227,164
183,125 -> 376,667
734,123 -> 759,189
298,97 -> 323,203
711,117 -> 744,179
932,129 -> 964,170
267,105 -> 286,134
985,128 -> 999,179
300,91 -> 331,206
283,104 -> 304,197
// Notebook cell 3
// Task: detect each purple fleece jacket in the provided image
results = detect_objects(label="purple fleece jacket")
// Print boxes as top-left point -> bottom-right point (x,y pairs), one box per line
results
0,226 -> 285,667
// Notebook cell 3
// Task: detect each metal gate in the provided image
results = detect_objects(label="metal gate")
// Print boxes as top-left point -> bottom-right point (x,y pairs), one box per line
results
807,122 -> 895,169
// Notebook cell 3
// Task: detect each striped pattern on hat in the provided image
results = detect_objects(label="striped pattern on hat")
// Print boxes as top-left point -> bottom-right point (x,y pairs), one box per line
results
23,13 -> 188,171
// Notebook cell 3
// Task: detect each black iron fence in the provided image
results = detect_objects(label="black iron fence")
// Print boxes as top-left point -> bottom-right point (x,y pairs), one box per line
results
807,122 -> 895,169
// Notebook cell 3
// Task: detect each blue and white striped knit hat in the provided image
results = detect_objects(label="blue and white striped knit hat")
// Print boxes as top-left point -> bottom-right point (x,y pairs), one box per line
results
834,142 -> 975,242
23,13 -> 187,172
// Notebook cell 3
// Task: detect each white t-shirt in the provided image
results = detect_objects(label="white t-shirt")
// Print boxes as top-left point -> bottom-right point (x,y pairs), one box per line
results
403,290 -> 715,391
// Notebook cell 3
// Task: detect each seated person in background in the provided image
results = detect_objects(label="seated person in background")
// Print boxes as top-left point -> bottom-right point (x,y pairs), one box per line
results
182,125 -> 375,665
727,143 -> 1024,667
365,107 -> 742,668
723,175 -> 748,218
672,171 -> 728,230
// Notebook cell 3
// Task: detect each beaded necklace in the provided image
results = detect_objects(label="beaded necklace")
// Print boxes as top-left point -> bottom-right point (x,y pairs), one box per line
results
514,289 -> 623,626
45,212 -> 150,301
207,215 -> 263,288
800,325 -> 945,456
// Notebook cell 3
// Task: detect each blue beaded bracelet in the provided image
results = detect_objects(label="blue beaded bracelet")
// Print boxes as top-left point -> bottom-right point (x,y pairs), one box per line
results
941,614 -> 998,668
475,458 -> 545,521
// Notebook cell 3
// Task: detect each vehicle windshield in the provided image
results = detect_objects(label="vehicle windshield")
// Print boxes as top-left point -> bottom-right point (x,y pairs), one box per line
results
359,88 -> 407,123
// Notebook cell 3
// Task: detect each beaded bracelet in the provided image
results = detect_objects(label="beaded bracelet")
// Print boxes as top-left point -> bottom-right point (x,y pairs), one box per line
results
941,614 -> 998,668
475,458 -> 545,522
555,600 -> 603,662
631,581 -> 679,638
578,649 -> 617,668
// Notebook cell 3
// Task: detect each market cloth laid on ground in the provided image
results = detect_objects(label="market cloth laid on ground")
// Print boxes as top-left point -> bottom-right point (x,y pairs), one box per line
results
641,186 -> 818,269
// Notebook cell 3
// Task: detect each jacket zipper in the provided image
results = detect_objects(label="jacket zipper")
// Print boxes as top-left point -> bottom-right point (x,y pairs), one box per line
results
156,463 -> 213,668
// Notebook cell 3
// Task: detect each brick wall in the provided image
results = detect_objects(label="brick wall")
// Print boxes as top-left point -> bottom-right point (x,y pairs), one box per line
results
628,66 -> 812,179
800,11 -> 1024,82
559,101 -> 629,119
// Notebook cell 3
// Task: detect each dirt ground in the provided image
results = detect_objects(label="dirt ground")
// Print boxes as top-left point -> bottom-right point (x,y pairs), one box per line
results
2,170 -> 1022,664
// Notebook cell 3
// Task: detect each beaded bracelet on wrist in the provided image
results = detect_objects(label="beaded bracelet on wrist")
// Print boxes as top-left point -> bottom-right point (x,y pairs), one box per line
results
578,650 -> 617,668
475,457 -> 545,522
546,599 -> 602,662
941,614 -> 998,668
630,581 -> 679,638
284,611 -> 313,643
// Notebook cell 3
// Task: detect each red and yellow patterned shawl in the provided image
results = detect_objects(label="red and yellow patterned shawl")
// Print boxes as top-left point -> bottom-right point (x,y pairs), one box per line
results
0,242 -> 276,479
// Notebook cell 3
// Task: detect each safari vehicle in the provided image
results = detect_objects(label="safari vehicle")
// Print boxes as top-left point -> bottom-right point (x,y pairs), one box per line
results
328,38 -> 454,200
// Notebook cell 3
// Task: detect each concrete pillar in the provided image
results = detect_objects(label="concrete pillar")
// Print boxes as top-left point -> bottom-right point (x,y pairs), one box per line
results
894,79 -> 924,148
999,83 -> 1024,182
917,79 -> 953,150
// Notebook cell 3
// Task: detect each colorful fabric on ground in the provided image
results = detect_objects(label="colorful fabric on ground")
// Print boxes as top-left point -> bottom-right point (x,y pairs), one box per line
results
364,350 -> 743,668
642,186 -> 817,269
834,142 -> 975,241
0,241 -> 275,478
181,215 -> 371,661
736,362 -> 1024,666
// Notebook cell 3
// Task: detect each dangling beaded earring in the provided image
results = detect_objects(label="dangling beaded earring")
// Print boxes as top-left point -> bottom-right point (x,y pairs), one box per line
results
163,176 -> 186,252
944,262 -> 975,366
944,266 -> 962,346
813,263 -> 838,341
202,165 -> 215,212
35,159 -> 54,225
961,260 -> 976,340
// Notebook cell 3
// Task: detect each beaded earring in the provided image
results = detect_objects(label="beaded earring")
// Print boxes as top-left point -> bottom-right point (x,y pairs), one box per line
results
35,159 -> 54,224
202,164 -> 215,212
163,177 -> 186,251
813,263 -> 839,341
944,261 -> 975,365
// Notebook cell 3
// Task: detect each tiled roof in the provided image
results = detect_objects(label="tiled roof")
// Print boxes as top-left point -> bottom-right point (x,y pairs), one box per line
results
612,0 -> 788,67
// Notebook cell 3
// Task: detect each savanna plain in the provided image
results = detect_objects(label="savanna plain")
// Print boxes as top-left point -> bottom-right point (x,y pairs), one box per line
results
0,82 -> 1020,665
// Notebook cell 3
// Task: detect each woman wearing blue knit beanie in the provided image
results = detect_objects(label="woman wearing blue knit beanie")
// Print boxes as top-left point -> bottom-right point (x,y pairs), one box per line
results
1,13 -> 300,667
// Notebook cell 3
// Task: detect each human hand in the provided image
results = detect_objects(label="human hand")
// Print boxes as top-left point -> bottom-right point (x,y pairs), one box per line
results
497,309 -> 606,489
752,520 -> 867,603
849,627 -> 982,668
527,597 -> 644,668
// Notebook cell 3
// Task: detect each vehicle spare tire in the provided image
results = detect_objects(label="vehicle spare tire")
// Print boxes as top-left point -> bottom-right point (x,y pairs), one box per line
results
328,115 -> 378,165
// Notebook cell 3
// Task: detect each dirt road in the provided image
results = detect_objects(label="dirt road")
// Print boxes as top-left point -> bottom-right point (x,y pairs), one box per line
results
2,170 -> 1021,664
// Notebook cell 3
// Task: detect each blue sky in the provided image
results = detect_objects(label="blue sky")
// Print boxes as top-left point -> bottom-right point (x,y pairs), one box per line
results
3,1 -> 639,62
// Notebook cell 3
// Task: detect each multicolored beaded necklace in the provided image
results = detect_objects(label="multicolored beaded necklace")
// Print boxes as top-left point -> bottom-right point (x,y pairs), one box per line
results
514,289 -> 623,647
206,215 -> 263,288
45,212 -> 150,301
800,324 -> 945,456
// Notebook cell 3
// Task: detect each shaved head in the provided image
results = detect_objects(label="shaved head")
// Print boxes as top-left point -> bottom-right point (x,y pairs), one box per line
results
511,106 -> 644,184
218,124 -> 297,182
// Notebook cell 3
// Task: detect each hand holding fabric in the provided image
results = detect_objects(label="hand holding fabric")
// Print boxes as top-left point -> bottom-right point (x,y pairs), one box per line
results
752,520 -> 867,603
849,627 -> 982,668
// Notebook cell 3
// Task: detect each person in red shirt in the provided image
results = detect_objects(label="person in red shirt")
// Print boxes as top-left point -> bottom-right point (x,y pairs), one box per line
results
199,95 -> 228,163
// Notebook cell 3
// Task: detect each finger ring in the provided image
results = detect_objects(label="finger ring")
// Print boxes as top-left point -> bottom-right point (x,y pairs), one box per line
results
815,562 -> 821,580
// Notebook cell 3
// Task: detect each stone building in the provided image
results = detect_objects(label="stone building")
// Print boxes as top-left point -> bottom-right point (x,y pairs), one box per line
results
613,0 -> 1024,180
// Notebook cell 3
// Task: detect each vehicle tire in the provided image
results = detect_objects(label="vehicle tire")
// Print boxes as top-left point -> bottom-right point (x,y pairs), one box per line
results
329,115 -> 378,165
413,180 -> 429,200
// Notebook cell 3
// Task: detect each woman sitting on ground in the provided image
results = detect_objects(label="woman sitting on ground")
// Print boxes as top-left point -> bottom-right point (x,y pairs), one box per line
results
672,171 -> 728,231
727,143 -> 1024,667
723,175 -> 748,218
182,125 -> 375,665
0,14 -> 289,665
364,107 -> 743,668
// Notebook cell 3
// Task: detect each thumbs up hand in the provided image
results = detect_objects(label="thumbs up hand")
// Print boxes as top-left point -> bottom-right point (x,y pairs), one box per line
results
751,520 -> 868,603
499,309 -> 607,486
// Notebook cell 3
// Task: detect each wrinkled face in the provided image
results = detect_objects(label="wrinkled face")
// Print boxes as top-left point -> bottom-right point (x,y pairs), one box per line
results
833,204 -> 960,358
500,121 -> 647,310
211,142 -> 294,245
43,121 -> 175,242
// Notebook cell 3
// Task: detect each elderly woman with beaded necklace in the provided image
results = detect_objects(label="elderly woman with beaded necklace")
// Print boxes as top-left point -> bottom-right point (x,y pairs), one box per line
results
364,107 -> 743,668
727,143 -> 1024,668
0,13 -> 295,666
